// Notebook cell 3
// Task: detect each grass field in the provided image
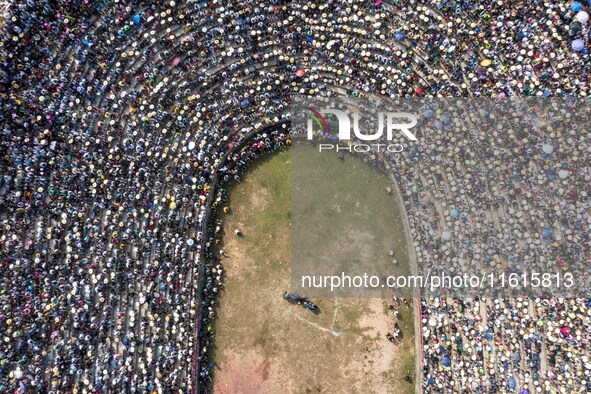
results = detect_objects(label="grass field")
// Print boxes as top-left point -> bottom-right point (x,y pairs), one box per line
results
291,143 -> 412,298
212,146 -> 415,394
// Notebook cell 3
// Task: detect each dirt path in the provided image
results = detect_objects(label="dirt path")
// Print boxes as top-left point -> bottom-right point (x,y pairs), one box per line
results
382,159 -> 423,394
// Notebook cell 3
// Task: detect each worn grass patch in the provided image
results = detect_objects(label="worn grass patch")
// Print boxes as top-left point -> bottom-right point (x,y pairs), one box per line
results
212,148 -> 415,394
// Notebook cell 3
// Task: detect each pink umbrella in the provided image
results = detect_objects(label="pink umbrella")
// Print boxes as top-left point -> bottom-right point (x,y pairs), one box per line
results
374,0 -> 383,5
295,69 -> 305,77
560,325 -> 570,337
173,57 -> 182,66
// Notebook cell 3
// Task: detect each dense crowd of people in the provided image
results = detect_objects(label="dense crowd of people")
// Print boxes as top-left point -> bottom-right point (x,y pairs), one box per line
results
420,297 -> 591,392
0,0 -> 589,393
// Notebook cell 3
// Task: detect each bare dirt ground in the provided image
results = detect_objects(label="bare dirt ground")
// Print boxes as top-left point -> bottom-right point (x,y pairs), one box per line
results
212,150 -> 415,394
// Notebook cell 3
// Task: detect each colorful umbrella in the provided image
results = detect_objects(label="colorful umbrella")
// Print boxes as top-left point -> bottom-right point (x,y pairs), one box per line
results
572,39 -> 585,51
576,11 -> 589,24
571,1 -> 583,11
